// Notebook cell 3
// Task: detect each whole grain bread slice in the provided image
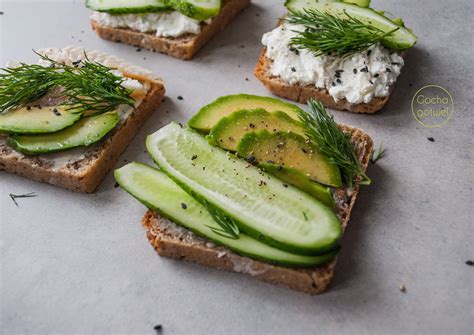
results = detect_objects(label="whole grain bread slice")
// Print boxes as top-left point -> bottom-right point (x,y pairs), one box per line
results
255,49 -> 393,114
0,47 -> 166,193
141,124 -> 373,294
91,0 -> 251,60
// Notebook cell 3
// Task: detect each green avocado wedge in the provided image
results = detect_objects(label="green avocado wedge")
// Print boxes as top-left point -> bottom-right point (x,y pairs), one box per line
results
0,106 -> 82,134
188,94 -> 304,133
237,130 -> 342,187
86,0 -> 171,14
9,112 -> 119,155
167,0 -> 221,20
115,162 -> 338,267
146,122 -> 342,256
259,162 -> 335,208
208,108 -> 305,151
286,2 -> 417,49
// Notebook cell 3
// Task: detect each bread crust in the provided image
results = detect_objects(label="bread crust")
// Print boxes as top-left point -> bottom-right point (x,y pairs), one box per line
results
0,82 -> 165,193
254,49 -> 393,114
141,125 -> 373,294
91,0 -> 251,60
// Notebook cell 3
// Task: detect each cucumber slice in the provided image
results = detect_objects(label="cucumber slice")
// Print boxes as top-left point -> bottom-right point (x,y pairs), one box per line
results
0,106 -> 82,134
146,122 -> 342,255
259,162 -> 335,208
9,112 -> 119,155
115,162 -> 338,267
285,0 -> 370,9
167,0 -> 221,20
286,2 -> 416,49
86,0 -> 171,14
189,94 -> 304,133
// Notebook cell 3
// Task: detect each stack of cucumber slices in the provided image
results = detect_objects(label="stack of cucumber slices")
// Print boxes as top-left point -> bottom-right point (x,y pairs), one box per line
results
86,0 -> 222,21
285,0 -> 417,50
116,94 -> 355,267
0,106 -> 120,155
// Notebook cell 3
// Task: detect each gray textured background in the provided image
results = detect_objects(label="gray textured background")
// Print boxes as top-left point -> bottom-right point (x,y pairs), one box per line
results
0,0 -> 473,334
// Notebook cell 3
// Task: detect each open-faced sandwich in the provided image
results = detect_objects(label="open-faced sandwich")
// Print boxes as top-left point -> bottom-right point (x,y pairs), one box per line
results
255,0 -> 417,113
115,94 -> 373,294
87,0 -> 251,60
0,46 -> 165,192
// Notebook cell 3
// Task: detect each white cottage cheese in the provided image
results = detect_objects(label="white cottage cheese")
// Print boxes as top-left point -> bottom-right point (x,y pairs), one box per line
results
91,11 -> 206,38
262,24 -> 404,104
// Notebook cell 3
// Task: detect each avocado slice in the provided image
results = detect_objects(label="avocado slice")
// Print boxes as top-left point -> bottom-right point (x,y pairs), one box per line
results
259,162 -> 335,208
208,108 -> 306,151
188,94 -> 304,133
0,105 -> 83,134
285,2 -> 416,50
9,112 -> 120,155
237,130 -> 342,187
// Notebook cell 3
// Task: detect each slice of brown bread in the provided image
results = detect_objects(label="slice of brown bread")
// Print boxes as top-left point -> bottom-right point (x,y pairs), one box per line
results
141,124 -> 373,294
255,49 -> 394,114
0,47 -> 166,193
91,0 -> 251,60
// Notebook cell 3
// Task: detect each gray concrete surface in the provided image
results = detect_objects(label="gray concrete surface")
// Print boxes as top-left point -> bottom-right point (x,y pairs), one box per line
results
0,0 -> 473,334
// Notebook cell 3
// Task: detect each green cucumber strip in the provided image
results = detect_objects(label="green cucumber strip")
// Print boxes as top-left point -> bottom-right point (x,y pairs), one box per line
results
115,162 -> 337,267
8,112 -> 119,155
285,0 -> 371,9
86,0 -> 171,14
286,2 -> 416,49
168,0 -> 221,20
146,122 -> 342,255
0,106 -> 82,134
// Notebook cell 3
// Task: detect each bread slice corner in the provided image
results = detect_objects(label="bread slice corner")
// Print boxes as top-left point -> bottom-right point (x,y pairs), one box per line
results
140,124 -> 373,294
255,48 -> 393,114
91,0 -> 251,60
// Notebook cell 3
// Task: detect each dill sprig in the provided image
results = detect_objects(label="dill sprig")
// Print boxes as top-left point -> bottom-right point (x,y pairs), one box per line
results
371,142 -> 386,164
298,99 -> 370,187
205,202 -> 240,239
286,9 -> 399,57
9,192 -> 37,207
0,51 -> 135,115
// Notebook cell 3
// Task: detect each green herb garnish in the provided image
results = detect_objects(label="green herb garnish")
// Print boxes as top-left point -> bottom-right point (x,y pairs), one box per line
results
298,99 -> 370,187
0,51 -> 135,115
371,142 -> 386,164
286,9 -> 399,57
205,202 -> 240,239
9,192 -> 37,207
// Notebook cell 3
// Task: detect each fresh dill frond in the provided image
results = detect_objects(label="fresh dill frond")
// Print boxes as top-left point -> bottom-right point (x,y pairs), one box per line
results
286,9 -> 399,57
371,142 -> 386,164
298,99 -> 371,187
205,202 -> 240,239
9,192 -> 37,207
0,51 -> 135,115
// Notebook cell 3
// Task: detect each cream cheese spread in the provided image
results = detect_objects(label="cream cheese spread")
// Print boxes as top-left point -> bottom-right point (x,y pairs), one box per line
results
91,11 -> 207,38
262,24 -> 404,104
